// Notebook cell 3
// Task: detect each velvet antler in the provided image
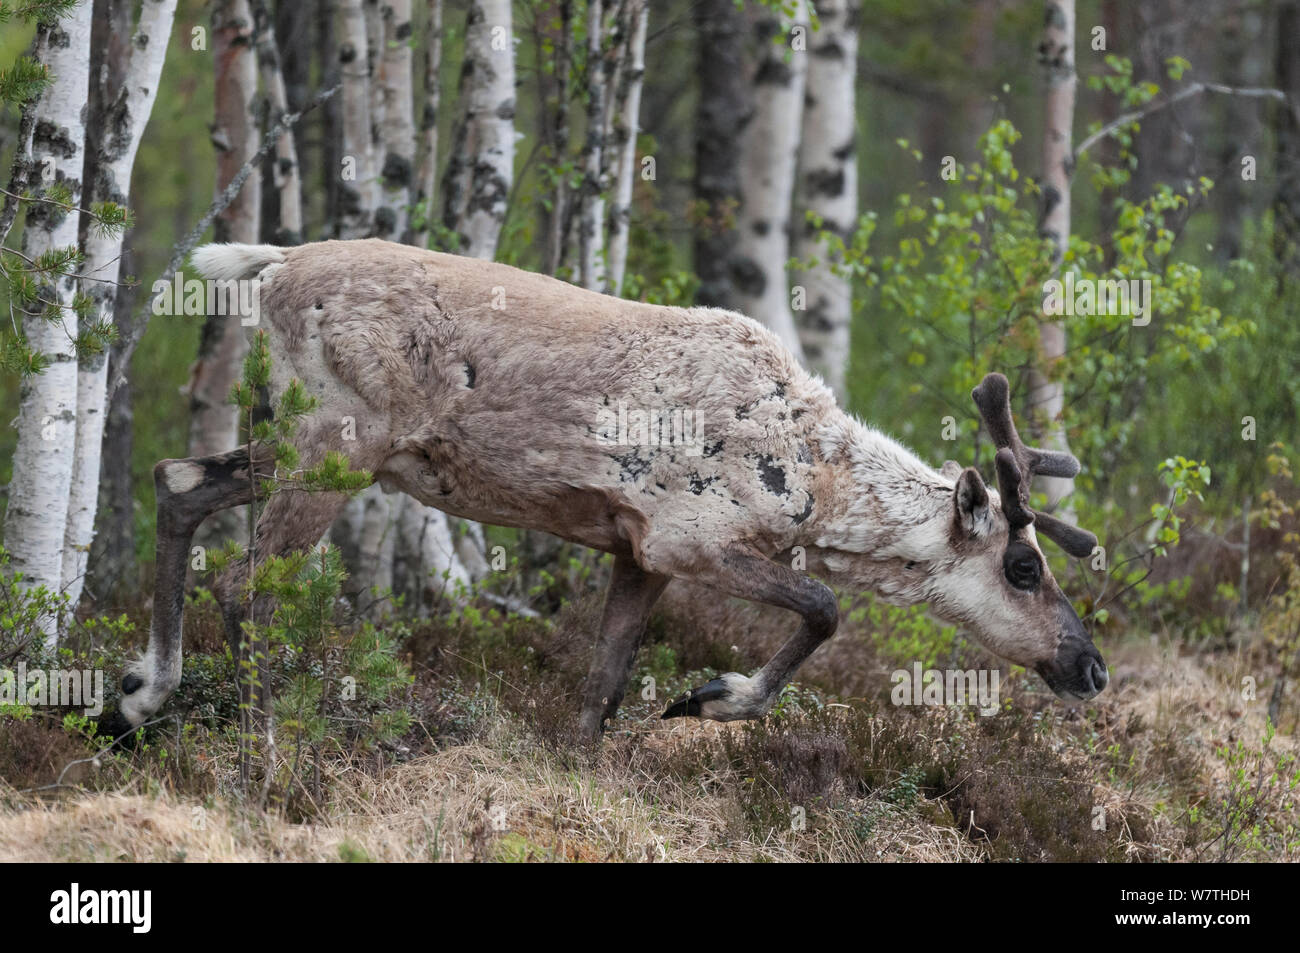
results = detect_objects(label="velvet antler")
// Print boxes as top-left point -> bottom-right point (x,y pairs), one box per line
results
971,373 -> 1098,558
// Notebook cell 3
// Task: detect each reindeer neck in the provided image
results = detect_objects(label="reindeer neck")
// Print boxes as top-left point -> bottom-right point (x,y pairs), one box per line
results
798,413 -> 957,598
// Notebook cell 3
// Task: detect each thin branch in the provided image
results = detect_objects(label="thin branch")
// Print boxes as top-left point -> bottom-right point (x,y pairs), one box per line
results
0,95 -> 38,250
1074,81 -> 1300,164
0,185 -> 126,232
2,245 -> 125,286
107,83 -> 340,402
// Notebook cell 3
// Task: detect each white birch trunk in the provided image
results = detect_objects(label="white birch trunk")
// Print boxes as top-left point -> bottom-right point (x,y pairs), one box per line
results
390,0 -> 475,603
365,0 -> 385,157
337,0 -> 485,607
606,0 -> 648,297
332,0 -> 383,596
546,0 -> 574,276
577,0 -> 606,290
61,0 -> 179,610
393,493 -> 471,612
420,0 -> 516,592
376,0 -> 416,240
412,0 -> 443,248
187,0 -> 259,555
337,0 -> 377,238
441,0 -> 515,259
792,0 -> 857,402
1030,0 -> 1077,509
252,0 -> 303,243
332,483 -> 395,616
191,0 -> 259,454
3,5 -> 94,641
733,2 -> 808,362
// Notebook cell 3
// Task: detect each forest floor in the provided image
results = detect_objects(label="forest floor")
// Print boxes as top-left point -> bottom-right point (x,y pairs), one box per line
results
1,583 -> 1297,862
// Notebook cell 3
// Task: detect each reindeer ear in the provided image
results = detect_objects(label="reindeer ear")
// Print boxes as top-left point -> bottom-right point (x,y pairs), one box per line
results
953,467 -> 992,538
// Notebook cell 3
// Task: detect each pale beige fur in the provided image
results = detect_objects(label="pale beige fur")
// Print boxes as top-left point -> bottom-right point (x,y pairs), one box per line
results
115,239 -> 1104,732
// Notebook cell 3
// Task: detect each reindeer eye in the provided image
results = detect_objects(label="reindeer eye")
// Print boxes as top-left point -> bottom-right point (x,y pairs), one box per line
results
1003,542 -> 1041,591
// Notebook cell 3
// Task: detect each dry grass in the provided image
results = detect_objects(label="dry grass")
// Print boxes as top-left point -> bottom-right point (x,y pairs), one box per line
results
0,712 -> 981,862
2,583 -> 1297,863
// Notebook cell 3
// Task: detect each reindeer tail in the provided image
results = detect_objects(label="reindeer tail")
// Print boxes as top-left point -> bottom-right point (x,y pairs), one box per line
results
191,243 -> 287,281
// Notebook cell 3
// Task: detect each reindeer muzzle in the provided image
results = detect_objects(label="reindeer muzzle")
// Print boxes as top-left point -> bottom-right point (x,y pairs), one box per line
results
1036,602 -> 1109,700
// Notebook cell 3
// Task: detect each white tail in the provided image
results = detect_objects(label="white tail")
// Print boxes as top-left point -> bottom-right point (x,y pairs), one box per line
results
190,243 -> 287,282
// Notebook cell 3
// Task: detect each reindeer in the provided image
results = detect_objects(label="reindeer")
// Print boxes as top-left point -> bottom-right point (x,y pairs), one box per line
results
109,239 -> 1106,741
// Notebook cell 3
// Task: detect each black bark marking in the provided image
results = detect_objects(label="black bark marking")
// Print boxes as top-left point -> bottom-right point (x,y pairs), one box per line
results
382,152 -> 413,188
806,168 -> 845,198
755,58 -> 793,86
731,257 -> 766,297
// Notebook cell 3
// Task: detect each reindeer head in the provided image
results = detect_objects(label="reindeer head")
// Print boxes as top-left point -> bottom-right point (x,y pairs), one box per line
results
927,373 -> 1107,700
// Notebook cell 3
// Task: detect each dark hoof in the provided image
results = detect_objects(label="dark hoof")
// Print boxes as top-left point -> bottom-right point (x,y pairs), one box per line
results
661,677 -> 732,720
96,710 -> 139,748
661,695 -> 698,719
122,673 -> 143,694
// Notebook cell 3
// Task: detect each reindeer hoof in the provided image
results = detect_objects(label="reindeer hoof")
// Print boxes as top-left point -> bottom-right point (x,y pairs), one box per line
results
661,673 -> 759,722
96,709 -> 138,747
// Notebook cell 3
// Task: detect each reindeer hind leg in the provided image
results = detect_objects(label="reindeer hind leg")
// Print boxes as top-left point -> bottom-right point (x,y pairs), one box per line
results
577,554 -> 670,744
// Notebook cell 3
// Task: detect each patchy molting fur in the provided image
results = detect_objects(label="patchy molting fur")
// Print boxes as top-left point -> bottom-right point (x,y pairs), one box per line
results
232,241 -> 1079,672
115,239 -> 1101,734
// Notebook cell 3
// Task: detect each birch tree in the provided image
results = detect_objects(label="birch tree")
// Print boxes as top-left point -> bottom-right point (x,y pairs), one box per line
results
375,0 -> 415,240
606,0 -> 648,296
381,0 -> 464,608
542,1 -> 575,276
414,0 -> 517,590
365,0 -> 385,165
412,0 -> 443,248
442,0 -> 516,259
733,1 -> 808,361
575,0 -> 607,288
335,0 -> 493,609
2,2 -> 94,638
252,0 -> 303,244
693,0 -> 749,311
61,0 -> 178,611
188,0 -> 260,555
331,0 -> 387,605
792,0 -> 858,402
1029,0 -> 1076,508
337,0 -> 377,238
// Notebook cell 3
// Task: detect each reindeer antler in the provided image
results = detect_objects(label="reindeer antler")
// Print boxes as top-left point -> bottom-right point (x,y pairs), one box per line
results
971,373 -> 1098,558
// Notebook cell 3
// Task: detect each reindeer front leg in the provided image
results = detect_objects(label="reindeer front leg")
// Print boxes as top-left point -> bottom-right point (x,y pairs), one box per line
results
104,446 -> 274,737
661,547 -> 838,722
578,554 -> 670,743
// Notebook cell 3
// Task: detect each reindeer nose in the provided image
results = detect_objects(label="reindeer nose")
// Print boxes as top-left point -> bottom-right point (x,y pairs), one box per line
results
1079,648 -> 1108,696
